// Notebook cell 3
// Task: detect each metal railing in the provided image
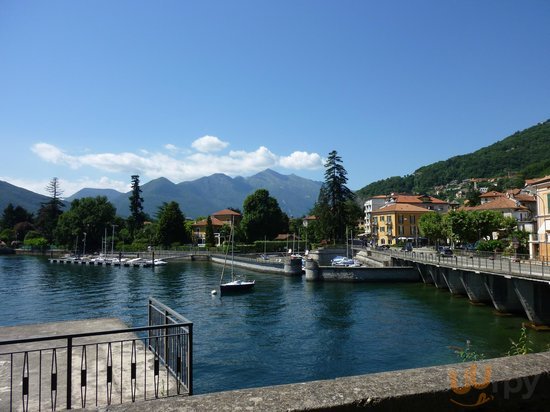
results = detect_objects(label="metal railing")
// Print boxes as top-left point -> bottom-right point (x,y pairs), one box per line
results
363,247 -> 550,279
0,298 -> 192,411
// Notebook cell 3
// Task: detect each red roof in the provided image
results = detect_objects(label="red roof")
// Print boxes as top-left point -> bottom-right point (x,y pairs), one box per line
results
480,191 -> 505,198
467,197 -> 528,211
192,217 -> 226,227
374,203 -> 432,213
390,194 -> 448,204
212,209 -> 241,217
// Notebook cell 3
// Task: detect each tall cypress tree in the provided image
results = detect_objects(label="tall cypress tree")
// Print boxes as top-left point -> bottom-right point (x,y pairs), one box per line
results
128,175 -> 146,238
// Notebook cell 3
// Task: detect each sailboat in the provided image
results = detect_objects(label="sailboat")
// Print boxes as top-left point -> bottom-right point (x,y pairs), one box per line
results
219,220 -> 255,294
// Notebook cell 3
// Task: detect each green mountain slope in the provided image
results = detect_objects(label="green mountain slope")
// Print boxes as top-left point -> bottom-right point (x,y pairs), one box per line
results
357,119 -> 550,198
0,180 -> 52,216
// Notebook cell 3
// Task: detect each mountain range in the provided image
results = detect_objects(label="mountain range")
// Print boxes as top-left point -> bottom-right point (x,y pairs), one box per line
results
0,169 -> 323,219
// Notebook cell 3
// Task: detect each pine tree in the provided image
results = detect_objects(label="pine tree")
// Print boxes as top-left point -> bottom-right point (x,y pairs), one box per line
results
36,177 -> 64,244
128,175 -> 146,238
314,150 -> 355,242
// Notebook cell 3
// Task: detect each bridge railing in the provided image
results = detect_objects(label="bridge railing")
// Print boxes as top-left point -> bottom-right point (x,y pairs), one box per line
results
0,298 -> 192,412
359,247 -> 550,278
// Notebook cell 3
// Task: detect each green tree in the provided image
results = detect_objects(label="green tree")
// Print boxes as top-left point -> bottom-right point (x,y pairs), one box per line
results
241,189 -> 287,242
465,189 -> 482,207
444,210 -> 479,244
205,216 -> 216,247
314,150 -> 355,242
156,201 -> 187,247
418,212 -> 447,246
2,203 -> 33,229
55,196 -> 117,252
35,177 -> 65,244
128,175 -> 146,238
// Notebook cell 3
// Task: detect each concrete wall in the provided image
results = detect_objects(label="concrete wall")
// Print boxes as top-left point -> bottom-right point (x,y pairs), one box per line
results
86,351 -> 550,411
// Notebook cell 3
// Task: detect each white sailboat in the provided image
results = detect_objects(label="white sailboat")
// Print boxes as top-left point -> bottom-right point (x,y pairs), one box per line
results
219,220 -> 255,294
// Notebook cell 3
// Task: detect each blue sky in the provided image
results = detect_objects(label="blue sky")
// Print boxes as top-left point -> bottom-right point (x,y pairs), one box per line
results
1,1 -> 549,196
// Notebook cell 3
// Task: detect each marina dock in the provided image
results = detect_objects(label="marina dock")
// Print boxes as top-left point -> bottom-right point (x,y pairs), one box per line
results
49,257 -> 153,267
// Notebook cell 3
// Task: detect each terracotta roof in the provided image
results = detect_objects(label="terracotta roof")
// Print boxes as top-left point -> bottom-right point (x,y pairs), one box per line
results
390,195 -> 448,204
512,194 -> 536,203
212,209 -> 241,217
468,197 -> 528,211
374,203 -> 432,213
192,216 -> 226,227
480,191 -> 505,198
526,175 -> 550,186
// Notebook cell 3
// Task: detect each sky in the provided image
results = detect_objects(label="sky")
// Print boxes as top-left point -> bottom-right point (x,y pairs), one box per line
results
1,1 -> 549,197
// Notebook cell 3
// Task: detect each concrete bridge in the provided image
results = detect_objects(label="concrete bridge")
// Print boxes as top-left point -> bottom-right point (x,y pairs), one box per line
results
372,248 -> 550,329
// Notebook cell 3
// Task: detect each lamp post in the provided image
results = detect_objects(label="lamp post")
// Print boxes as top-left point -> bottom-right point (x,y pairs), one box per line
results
111,224 -> 117,257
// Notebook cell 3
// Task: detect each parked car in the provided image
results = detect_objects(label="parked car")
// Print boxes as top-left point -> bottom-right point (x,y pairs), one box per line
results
437,246 -> 453,257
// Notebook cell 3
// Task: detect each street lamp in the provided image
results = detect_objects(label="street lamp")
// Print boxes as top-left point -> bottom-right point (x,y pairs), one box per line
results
111,224 -> 117,257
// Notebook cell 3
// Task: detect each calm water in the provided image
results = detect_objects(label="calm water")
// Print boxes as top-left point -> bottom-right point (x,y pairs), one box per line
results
1,255 -> 550,394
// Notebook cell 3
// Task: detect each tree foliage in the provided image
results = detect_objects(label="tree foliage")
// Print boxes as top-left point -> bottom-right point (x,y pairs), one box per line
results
313,150 -> 356,242
418,212 -> 447,245
35,177 -> 65,243
2,203 -> 33,229
54,196 -> 117,252
205,216 -> 216,247
128,175 -> 146,237
156,201 -> 187,247
241,189 -> 287,242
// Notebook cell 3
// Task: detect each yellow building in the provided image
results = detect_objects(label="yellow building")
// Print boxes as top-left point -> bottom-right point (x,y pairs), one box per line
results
371,203 -> 432,246
527,176 -> 550,260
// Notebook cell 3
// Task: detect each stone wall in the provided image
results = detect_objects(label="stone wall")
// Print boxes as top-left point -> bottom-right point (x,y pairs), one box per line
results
85,351 -> 550,411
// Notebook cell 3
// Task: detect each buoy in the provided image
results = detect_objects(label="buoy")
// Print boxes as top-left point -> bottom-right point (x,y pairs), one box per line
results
211,289 -> 217,295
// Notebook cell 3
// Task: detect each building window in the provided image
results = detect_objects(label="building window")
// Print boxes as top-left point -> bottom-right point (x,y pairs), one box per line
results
380,216 -> 385,222
398,225 -> 404,236
410,215 -> 416,224
387,216 -> 392,223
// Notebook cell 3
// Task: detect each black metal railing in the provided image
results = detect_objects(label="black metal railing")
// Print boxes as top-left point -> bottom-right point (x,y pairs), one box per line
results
0,298 -> 192,411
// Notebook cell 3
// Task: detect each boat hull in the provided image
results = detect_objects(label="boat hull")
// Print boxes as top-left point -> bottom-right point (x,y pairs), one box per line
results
220,280 -> 255,294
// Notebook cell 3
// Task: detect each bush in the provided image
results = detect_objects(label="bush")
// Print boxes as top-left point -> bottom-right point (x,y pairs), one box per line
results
476,239 -> 504,252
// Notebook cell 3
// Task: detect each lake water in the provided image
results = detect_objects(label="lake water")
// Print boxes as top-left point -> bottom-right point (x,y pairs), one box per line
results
1,255 -> 549,395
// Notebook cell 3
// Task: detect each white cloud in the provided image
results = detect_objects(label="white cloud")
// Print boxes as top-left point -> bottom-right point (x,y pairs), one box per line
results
164,144 -> 179,152
28,138 -> 324,192
279,151 -> 324,169
191,135 -> 229,153
31,143 -> 80,168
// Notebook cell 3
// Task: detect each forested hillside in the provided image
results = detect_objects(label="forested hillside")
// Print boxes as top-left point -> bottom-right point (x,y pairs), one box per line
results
357,119 -> 550,199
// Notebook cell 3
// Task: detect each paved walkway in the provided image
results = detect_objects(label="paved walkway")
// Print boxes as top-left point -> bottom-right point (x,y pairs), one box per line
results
0,318 -> 176,411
